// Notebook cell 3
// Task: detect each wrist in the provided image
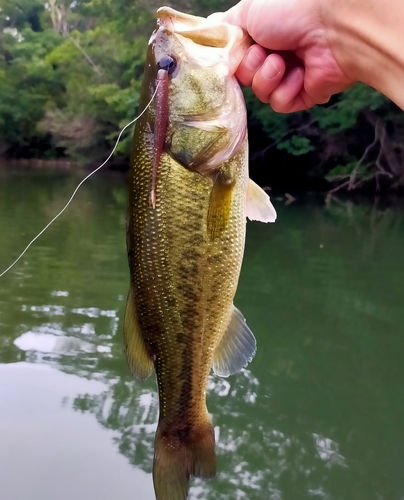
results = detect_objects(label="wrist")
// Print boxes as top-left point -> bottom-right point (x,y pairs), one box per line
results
320,0 -> 404,108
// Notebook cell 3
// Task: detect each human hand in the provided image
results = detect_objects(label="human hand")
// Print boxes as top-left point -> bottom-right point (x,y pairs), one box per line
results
211,0 -> 355,113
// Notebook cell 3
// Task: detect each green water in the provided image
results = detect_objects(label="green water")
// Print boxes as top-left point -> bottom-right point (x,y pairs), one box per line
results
1,167 -> 404,500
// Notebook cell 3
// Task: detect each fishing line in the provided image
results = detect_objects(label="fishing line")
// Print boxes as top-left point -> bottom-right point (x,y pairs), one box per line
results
0,84 -> 160,279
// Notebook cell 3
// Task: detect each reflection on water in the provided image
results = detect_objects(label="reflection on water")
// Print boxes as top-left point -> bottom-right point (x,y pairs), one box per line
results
1,167 -> 404,500
0,363 -> 152,500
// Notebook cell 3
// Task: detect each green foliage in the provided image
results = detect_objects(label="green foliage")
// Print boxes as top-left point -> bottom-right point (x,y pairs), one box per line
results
311,84 -> 388,133
0,0 -> 152,161
327,162 -> 366,179
245,88 -> 315,156
0,0 -> 403,190
245,83 -> 390,157
0,0 -> 45,31
191,0 -> 236,16
245,80 -> 404,189
0,18 -> 63,156
278,136 -> 314,155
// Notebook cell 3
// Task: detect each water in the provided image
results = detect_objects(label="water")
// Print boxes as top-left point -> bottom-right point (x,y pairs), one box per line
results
1,167 -> 404,500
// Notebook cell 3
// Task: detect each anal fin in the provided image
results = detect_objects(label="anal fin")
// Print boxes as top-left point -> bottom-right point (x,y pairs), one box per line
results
212,305 -> 257,377
124,286 -> 154,380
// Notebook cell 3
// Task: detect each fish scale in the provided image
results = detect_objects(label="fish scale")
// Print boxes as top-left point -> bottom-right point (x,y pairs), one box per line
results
130,150 -> 247,421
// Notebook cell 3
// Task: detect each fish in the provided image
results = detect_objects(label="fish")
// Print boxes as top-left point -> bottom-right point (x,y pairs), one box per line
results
124,7 -> 276,500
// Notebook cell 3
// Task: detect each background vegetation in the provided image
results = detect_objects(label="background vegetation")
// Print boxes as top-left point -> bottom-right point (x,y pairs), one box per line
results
1,0 -> 404,191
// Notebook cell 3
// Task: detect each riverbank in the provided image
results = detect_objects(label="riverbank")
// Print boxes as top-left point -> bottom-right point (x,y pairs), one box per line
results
3,157 -> 404,196
1,158 -> 78,170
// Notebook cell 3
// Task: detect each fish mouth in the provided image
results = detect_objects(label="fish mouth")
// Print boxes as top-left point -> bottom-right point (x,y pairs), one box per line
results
156,6 -> 252,72
151,7 -> 250,173
157,7 -> 230,48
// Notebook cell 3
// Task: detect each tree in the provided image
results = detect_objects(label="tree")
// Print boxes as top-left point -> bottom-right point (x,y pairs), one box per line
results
1,0 -> 404,192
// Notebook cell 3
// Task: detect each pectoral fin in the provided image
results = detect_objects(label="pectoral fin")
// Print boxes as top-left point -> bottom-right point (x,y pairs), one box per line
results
124,287 -> 154,380
246,179 -> 277,222
207,171 -> 235,240
212,305 -> 257,377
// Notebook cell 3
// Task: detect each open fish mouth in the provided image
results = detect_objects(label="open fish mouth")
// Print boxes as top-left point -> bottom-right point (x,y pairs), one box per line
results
157,7 -> 235,49
155,6 -> 252,75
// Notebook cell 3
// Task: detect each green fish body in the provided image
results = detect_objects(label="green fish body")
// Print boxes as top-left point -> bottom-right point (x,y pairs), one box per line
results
125,7 -> 276,500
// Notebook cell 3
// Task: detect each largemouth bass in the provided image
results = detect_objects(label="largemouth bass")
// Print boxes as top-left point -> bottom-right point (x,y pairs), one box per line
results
125,7 -> 276,500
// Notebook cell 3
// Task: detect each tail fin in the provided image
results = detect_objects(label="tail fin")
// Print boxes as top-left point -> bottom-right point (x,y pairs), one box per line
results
153,421 -> 216,500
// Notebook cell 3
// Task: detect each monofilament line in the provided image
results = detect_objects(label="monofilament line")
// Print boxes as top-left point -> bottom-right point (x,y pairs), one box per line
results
0,84 -> 160,279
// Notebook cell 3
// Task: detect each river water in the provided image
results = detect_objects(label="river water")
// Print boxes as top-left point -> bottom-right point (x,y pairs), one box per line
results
1,167 -> 404,500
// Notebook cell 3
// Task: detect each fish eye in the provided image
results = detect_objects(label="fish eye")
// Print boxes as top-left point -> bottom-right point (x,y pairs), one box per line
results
158,55 -> 177,75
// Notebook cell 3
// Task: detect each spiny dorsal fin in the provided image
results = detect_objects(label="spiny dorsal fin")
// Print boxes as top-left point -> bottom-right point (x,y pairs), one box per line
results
207,171 -> 235,240
246,179 -> 277,223
124,287 -> 154,380
212,305 -> 256,377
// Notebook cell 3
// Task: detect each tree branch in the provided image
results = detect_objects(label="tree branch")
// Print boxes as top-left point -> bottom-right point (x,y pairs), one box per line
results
69,36 -> 102,77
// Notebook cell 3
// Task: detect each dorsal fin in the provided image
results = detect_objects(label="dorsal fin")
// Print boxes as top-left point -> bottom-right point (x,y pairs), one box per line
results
246,179 -> 277,222
212,305 -> 256,377
124,286 -> 154,380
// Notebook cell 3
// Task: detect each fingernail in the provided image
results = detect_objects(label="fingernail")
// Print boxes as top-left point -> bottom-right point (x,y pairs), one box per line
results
286,67 -> 303,83
245,48 -> 264,71
261,58 -> 281,80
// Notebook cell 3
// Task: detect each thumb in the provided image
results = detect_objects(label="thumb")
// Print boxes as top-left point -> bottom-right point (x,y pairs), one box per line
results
208,0 -> 253,30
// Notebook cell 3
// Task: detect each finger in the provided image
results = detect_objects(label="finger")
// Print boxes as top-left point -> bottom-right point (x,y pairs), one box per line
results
235,45 -> 267,86
271,94 -> 315,113
267,67 -> 305,111
250,54 -> 286,103
270,85 -> 324,113
206,12 -> 225,22
216,0 -> 253,30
